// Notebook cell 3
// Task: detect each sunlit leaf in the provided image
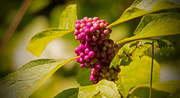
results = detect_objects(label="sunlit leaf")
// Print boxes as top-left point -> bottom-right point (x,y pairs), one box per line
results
78,80 -> 120,98
58,4 -> 77,29
116,56 -> 160,97
26,29 -> 74,57
111,40 -> 152,68
0,57 -> 77,98
134,13 -> 180,36
116,12 -> 180,45
76,68 -> 93,86
54,88 -> 79,98
108,0 -> 180,28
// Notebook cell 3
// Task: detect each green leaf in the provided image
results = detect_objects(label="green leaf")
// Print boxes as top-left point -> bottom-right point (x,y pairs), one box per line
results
54,88 -> 79,98
108,0 -> 180,28
0,57 -> 77,98
169,88 -> 180,98
130,87 -> 169,98
26,29 -> 74,57
111,39 -> 175,68
129,80 -> 180,98
76,68 -> 93,86
116,12 -> 180,45
111,40 -> 152,67
136,80 -> 180,93
156,39 -> 175,56
58,4 -> 77,29
116,56 -> 160,97
27,0 -> 51,14
78,80 -> 121,98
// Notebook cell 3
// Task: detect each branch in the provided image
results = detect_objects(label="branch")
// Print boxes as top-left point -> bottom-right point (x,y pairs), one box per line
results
0,0 -> 32,55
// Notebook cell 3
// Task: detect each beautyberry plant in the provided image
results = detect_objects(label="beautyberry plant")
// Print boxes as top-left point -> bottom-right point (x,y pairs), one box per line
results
0,0 -> 180,98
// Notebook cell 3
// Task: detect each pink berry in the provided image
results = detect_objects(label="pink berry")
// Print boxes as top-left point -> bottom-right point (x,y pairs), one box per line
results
84,55 -> 90,61
79,44 -> 85,51
103,29 -> 110,35
80,19 -> 86,23
93,17 -> 99,21
100,23 -> 104,28
90,76 -> 95,82
84,28 -> 90,34
76,20 -> 80,24
93,23 -> 100,29
95,65 -> 101,70
80,52 -> 85,58
90,27 -> 95,32
89,51 -> 95,58
75,23 -> 80,29
74,29 -> 79,35
86,22 -> 93,28
74,47 -> 79,53
85,48 -> 90,54
92,35 -> 98,41
80,64 -> 85,68
80,23 -> 85,28
101,19 -> 105,23
88,18 -> 93,22
79,58 -> 84,63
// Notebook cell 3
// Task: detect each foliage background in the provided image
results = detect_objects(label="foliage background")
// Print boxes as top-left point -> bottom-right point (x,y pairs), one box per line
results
0,0 -> 180,97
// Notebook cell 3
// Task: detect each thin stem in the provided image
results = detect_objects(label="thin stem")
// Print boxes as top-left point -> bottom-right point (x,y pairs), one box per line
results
118,89 -> 124,98
0,0 -> 32,56
149,40 -> 154,98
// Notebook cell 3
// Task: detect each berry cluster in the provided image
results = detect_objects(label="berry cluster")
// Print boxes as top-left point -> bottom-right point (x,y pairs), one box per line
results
74,17 -> 120,84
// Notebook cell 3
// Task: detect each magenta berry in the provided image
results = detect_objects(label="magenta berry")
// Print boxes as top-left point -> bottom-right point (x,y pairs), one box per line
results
80,64 -> 85,68
80,52 -> 85,58
88,51 -> 95,58
90,76 -> 95,82
75,23 -> 80,29
84,55 -> 90,61
79,58 -> 84,63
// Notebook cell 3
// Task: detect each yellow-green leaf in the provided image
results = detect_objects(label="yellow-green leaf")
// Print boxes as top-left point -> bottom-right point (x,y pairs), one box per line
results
58,4 -> 77,29
78,80 -> 121,98
108,0 -> 180,28
116,13 -> 180,45
116,56 -> 160,97
0,57 -> 77,98
54,88 -> 79,98
26,29 -> 74,57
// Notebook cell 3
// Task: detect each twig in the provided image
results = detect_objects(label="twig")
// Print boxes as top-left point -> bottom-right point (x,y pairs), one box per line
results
0,0 -> 32,55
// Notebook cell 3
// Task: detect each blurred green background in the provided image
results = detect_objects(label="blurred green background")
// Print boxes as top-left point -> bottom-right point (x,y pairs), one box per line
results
0,0 -> 179,97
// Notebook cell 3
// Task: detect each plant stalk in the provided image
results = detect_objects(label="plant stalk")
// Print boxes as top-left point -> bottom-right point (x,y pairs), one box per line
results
149,40 -> 154,98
